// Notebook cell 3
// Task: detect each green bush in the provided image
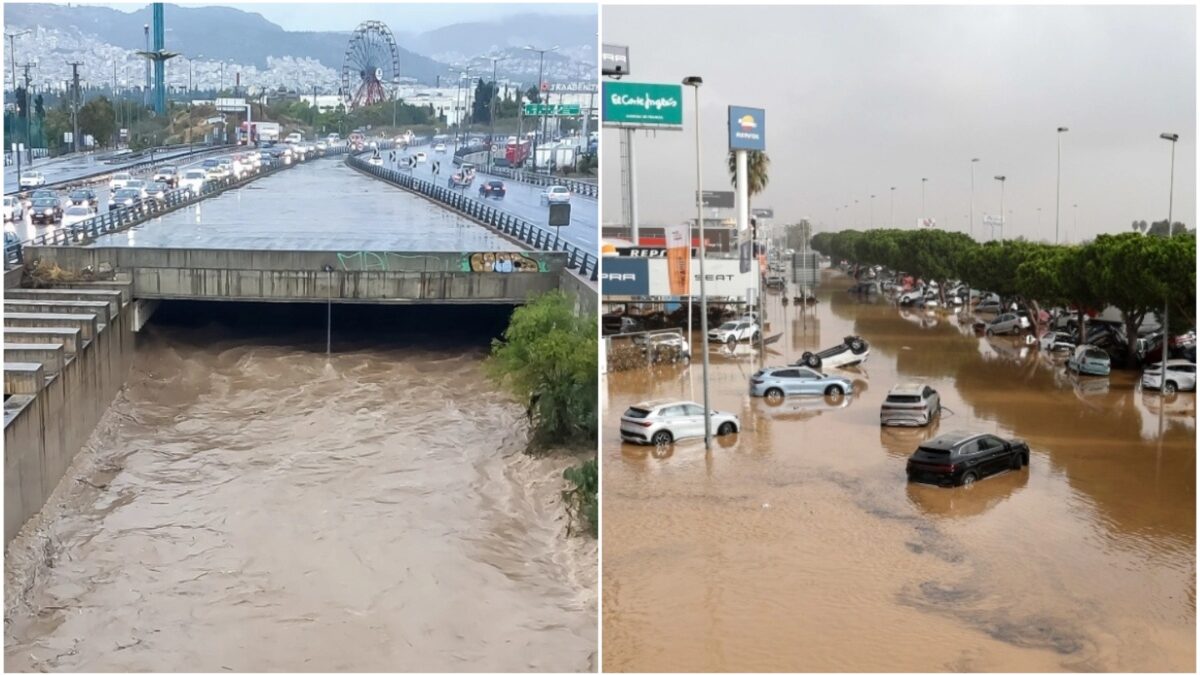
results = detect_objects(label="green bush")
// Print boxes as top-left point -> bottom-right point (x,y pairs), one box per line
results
562,458 -> 597,537
487,290 -> 597,449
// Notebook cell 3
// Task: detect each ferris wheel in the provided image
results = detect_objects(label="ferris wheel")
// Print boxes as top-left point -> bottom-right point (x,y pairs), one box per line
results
341,21 -> 401,108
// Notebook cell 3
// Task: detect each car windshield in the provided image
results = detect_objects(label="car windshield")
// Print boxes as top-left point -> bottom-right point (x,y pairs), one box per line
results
69,191 -> 88,199
624,407 -> 651,419
718,322 -> 737,330
32,199 -> 56,207
185,171 -> 205,179
161,167 -> 176,173
116,190 -> 140,198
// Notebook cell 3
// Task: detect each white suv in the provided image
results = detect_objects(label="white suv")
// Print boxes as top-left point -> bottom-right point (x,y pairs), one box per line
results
620,399 -> 740,445
3,195 -> 23,221
109,172 -> 133,191
1142,359 -> 1197,394
18,171 -> 45,188
708,320 -> 760,345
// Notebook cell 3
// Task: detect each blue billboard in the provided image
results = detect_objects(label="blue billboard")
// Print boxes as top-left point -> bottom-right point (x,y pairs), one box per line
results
728,106 -> 766,151
600,257 -> 650,296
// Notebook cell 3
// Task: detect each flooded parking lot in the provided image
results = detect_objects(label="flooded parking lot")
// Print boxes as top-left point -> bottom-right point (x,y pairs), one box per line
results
602,269 -> 1194,672
5,302 -> 596,672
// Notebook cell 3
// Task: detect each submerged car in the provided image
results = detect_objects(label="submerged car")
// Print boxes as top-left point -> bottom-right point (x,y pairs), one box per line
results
749,366 -> 853,400
708,320 -> 760,345
620,399 -> 740,445
881,383 -> 941,427
639,332 -> 691,363
1066,344 -> 1111,376
1141,359 -> 1197,394
1039,331 -> 1076,353
985,313 -> 1023,336
906,432 -> 1030,487
794,335 -> 870,369
479,180 -> 506,199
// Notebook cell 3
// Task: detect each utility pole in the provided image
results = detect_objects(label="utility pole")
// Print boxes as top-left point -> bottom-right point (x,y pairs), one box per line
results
6,30 -> 30,97
68,61 -> 83,153
20,62 -> 33,163
489,55 -> 505,169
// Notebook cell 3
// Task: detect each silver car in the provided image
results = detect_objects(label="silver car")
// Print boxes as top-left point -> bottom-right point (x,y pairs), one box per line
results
749,366 -> 853,400
986,312 -> 1022,336
620,399 -> 740,445
1141,359 -> 1196,394
880,382 -> 941,427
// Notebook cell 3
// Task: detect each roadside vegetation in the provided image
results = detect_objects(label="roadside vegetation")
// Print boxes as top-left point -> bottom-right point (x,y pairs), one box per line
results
810,228 -> 1196,363
487,290 -> 597,536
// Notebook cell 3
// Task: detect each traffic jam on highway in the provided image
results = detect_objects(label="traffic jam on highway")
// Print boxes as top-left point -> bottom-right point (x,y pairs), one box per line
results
4,137 -> 344,252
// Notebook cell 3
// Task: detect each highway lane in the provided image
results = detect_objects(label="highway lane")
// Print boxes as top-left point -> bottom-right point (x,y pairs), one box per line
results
384,142 -> 597,253
88,155 -> 519,252
4,145 -> 218,194
6,150 -> 241,243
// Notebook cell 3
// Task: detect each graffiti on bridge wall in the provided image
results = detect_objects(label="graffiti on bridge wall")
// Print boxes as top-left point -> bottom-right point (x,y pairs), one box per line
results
461,252 -> 548,273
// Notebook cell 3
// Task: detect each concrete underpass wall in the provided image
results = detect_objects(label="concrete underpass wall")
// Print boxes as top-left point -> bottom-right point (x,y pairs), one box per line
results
559,268 -> 598,319
3,284 -> 136,543
22,247 -> 567,304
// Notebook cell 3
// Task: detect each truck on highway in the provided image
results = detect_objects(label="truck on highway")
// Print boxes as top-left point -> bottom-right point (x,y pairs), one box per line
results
239,121 -> 281,145
502,138 -> 531,168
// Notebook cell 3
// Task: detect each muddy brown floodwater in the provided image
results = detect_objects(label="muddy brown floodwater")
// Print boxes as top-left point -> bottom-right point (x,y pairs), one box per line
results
602,269 -> 1194,672
5,303 -> 596,672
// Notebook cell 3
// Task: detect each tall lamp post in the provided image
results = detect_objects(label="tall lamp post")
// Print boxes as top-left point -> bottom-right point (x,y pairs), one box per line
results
1158,132 -> 1179,391
869,194 -> 875,228
993,175 -> 1006,240
488,55 -> 505,169
889,186 -> 896,227
921,177 -> 927,224
6,30 -> 30,96
969,157 -> 979,238
683,75 -> 711,450
524,44 -> 559,173
1056,126 -> 1068,243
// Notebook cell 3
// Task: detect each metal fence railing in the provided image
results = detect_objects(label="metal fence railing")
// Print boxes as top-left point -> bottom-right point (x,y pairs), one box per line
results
5,143 -> 239,196
346,151 -> 597,281
5,144 -> 351,267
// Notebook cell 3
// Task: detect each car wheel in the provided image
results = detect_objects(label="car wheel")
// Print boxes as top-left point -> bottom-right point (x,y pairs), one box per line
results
850,339 -> 866,353
824,385 -> 844,398
809,355 -> 823,369
985,328 -> 994,337
651,430 -> 672,446
960,471 -> 978,487
765,387 -> 784,403
1011,453 -> 1023,471
1164,380 -> 1178,394
726,337 -> 736,348
717,422 -> 736,436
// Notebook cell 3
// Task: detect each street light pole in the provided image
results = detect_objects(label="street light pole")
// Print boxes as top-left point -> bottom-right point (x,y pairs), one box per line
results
489,55 -> 505,169
969,158 -> 979,238
6,30 -> 30,98
1056,126 -> 1068,243
994,175 -> 1006,240
921,178 -> 927,223
869,194 -> 875,228
684,75 -> 711,450
525,45 -> 559,173
889,186 -> 896,227
1158,132 -> 1179,391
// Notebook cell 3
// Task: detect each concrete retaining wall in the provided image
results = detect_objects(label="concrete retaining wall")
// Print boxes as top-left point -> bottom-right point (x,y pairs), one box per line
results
3,284 -> 136,543
559,267 -> 599,319
21,247 -> 567,304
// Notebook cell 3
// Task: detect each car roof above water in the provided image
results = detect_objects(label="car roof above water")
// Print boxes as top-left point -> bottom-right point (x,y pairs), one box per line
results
888,382 -> 927,396
920,432 -> 983,451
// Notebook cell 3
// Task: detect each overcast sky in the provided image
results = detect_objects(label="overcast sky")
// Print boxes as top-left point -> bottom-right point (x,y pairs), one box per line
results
98,1 -> 595,32
601,4 -> 1196,243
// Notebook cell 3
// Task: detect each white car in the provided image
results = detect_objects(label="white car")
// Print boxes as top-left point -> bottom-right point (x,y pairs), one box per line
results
3,195 -> 23,221
316,140 -> 328,152
794,335 -> 871,369
434,143 -> 447,154
415,152 -> 428,163
152,165 -> 178,186
639,332 -> 691,362
1142,359 -> 1197,394
109,172 -> 133,191
620,399 -> 740,445
19,171 -> 45,188
540,185 -> 572,205
368,154 -> 383,167
61,205 -> 94,227
179,169 -> 208,195
708,320 -> 760,345
1039,331 -> 1075,353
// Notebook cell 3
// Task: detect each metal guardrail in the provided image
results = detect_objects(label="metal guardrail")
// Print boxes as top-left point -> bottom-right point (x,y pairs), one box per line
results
346,151 -> 597,281
449,145 -> 598,198
5,144 -> 351,267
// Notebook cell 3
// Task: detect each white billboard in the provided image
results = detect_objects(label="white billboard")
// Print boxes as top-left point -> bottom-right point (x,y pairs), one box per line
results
215,97 -> 246,112
645,257 -> 758,299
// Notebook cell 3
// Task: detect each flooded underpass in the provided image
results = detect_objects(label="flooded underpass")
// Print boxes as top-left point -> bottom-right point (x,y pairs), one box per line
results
5,301 -> 597,672
602,268 -> 1195,672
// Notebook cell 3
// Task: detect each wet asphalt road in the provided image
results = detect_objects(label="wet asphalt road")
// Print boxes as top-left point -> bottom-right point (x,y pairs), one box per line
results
4,146 -> 211,195
386,142 -> 597,253
86,156 -> 519,252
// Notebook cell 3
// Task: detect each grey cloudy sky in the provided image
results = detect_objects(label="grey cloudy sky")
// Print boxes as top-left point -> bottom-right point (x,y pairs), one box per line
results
100,2 -> 595,32
602,4 -> 1196,243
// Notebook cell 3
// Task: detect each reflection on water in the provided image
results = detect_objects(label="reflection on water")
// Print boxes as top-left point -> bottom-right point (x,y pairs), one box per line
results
5,302 -> 596,672
603,270 -> 1195,672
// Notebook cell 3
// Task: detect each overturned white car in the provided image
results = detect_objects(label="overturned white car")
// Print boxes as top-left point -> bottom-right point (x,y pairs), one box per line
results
794,335 -> 871,369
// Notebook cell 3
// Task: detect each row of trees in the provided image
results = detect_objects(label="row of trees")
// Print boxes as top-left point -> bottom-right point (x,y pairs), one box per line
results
810,228 -> 1196,362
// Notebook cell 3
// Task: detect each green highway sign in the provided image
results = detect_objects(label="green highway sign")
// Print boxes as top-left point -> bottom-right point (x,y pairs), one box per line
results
523,103 -> 582,116
602,81 -> 683,129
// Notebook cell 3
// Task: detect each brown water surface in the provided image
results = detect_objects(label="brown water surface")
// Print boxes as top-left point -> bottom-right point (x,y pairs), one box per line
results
602,269 -> 1194,672
5,303 -> 596,672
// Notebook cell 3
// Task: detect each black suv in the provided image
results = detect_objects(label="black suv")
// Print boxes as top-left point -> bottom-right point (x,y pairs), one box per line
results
906,432 -> 1029,487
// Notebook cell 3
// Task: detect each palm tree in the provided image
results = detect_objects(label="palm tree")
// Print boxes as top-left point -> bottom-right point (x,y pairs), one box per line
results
727,149 -> 771,254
